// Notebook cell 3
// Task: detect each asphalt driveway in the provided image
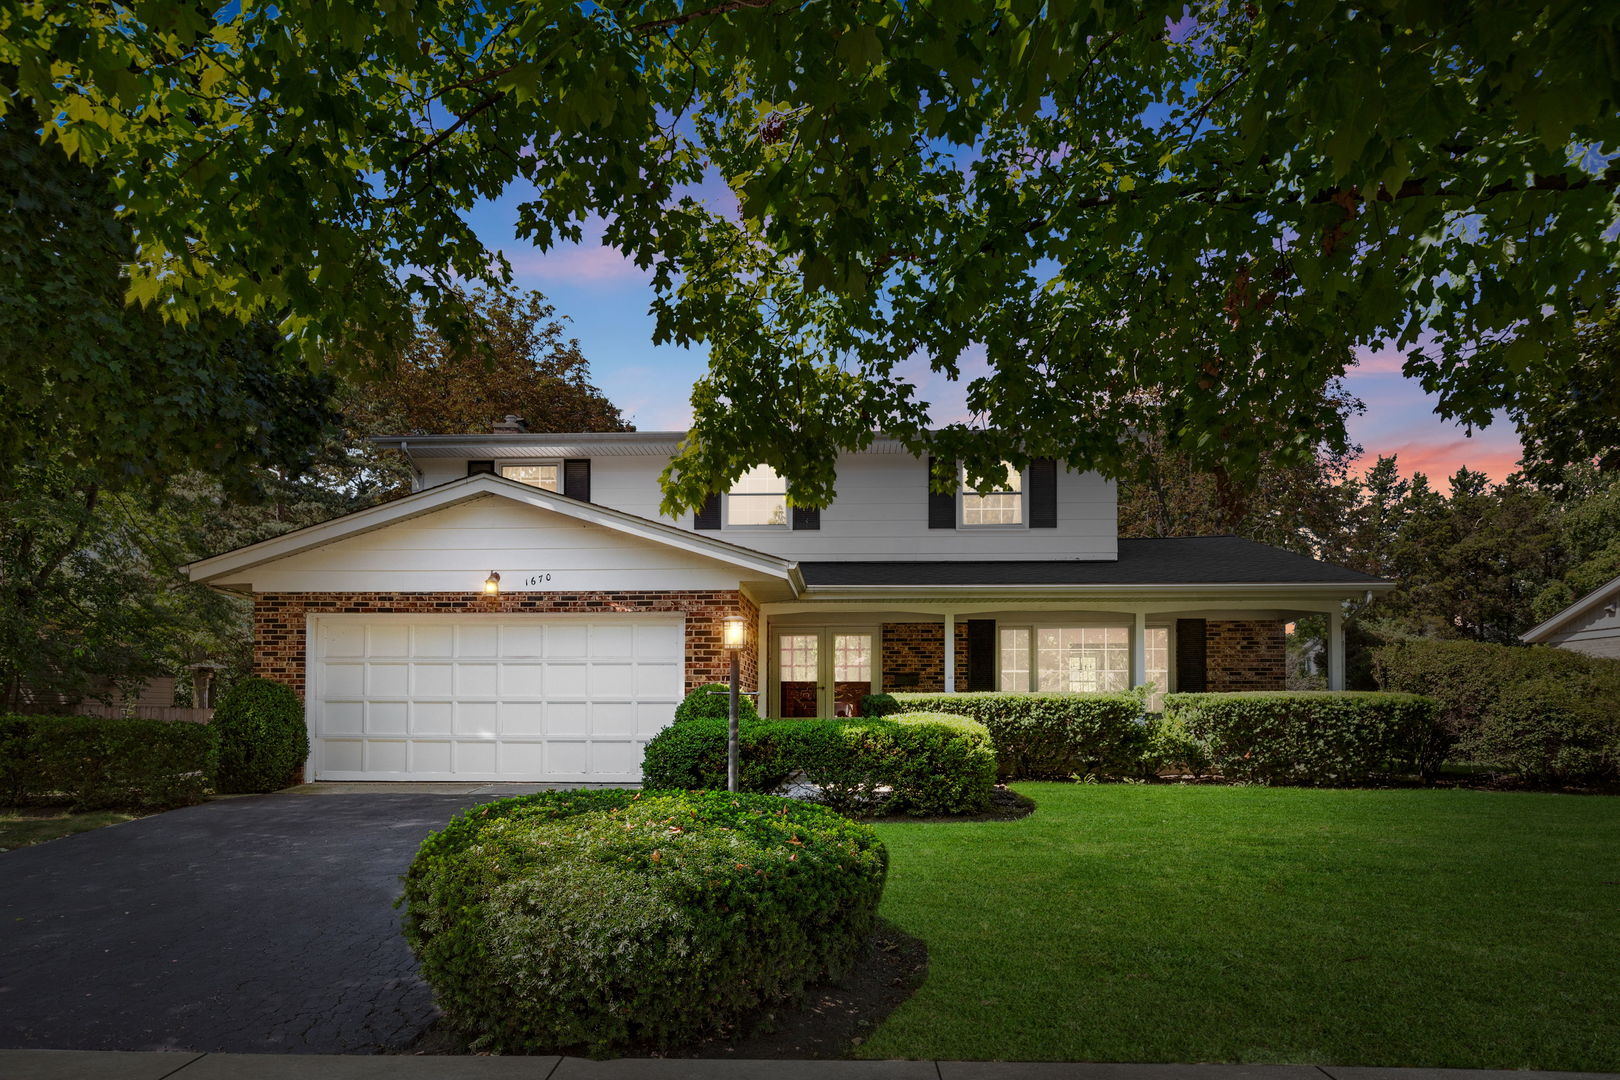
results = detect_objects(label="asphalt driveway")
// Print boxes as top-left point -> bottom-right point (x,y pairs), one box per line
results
0,793 -> 499,1054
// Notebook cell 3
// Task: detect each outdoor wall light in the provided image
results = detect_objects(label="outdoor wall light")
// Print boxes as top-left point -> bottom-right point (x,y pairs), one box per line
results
722,615 -> 747,650
483,571 -> 501,595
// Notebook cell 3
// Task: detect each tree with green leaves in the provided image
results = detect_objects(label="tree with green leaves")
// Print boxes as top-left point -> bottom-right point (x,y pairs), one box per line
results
5,0 -> 1616,509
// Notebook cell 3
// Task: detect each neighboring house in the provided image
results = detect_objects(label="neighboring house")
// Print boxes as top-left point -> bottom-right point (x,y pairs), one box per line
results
1520,573 -> 1620,658
185,432 -> 1391,783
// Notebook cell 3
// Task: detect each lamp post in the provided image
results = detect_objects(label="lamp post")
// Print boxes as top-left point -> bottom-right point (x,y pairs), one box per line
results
722,615 -> 747,793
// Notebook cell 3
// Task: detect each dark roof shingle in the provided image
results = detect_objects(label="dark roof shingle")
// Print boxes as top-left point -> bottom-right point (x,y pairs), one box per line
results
798,536 -> 1384,588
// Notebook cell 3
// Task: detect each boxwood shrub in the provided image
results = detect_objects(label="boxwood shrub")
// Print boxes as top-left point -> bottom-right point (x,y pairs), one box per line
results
1372,638 -> 1620,781
672,681 -> 760,724
400,789 -> 886,1055
0,714 -> 217,810
1163,691 -> 1444,785
862,691 -> 1144,779
212,677 -> 308,793
641,713 -> 996,816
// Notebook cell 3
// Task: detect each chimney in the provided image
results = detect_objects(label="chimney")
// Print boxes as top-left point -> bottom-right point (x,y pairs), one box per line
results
492,415 -> 529,434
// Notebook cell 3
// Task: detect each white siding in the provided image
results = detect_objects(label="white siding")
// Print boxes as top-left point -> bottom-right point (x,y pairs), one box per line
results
419,451 -> 1118,561
235,496 -> 749,593
1542,602 -> 1620,659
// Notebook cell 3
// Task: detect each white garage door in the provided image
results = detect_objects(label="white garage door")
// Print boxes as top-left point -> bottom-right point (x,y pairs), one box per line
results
308,615 -> 684,782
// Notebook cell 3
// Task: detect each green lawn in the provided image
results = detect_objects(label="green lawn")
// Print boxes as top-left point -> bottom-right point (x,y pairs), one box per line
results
864,783 -> 1620,1070
0,809 -> 135,852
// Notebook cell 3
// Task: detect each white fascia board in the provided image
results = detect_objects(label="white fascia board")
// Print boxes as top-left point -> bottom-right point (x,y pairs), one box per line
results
1521,572 -> 1620,642
185,473 -> 798,588
802,581 -> 1394,595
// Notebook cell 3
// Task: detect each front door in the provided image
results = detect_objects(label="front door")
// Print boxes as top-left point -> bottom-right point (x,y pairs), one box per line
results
774,629 -> 876,717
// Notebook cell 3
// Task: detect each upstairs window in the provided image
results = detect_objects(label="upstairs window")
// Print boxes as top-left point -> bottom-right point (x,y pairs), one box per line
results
727,465 -> 788,526
500,463 -> 561,491
961,462 -> 1023,526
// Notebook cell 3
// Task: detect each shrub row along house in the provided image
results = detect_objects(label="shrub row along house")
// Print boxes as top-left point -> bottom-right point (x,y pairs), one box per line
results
185,430 -> 1390,783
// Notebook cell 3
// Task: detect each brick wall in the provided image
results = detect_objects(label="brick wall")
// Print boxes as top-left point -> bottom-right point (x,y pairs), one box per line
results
879,621 -> 969,692
1205,619 -> 1286,691
252,590 -> 758,700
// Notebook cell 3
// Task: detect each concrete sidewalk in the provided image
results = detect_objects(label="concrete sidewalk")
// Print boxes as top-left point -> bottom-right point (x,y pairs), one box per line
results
1,1052 -> 1615,1080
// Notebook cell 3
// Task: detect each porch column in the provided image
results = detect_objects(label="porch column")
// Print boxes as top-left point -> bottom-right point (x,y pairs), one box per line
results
943,613 -> 956,693
1327,608 -> 1345,690
1130,611 -> 1147,688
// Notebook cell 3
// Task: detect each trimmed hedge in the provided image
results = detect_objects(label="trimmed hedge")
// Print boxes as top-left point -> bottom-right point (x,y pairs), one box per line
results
672,681 -> 760,724
640,713 -> 997,816
1163,691 -> 1444,785
862,691 -> 1144,779
212,677 -> 308,793
401,789 -> 886,1055
0,714 -> 217,810
1372,638 -> 1620,781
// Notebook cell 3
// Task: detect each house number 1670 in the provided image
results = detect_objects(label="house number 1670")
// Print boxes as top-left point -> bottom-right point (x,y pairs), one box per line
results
523,573 -> 554,587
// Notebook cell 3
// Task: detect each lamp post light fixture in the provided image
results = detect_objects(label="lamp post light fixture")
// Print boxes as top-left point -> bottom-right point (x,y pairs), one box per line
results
483,571 -> 501,596
722,615 -> 746,793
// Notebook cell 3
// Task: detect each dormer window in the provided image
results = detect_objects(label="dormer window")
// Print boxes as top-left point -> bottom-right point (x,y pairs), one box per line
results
501,462 -> 561,491
727,465 -> 788,526
961,462 -> 1023,526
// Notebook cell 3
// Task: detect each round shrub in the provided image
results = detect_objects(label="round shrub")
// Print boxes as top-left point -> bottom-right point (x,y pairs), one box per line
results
672,681 -> 760,724
401,789 -> 887,1055
211,677 -> 308,793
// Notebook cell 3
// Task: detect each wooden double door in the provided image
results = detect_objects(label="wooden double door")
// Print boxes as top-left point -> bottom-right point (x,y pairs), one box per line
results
773,628 -> 876,718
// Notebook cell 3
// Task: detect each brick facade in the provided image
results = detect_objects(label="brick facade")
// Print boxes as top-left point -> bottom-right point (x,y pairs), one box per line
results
1204,619 -> 1287,691
251,590 -> 758,700
880,622 -> 969,692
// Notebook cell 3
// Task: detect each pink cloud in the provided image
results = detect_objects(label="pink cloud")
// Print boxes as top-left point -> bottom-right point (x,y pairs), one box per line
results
1350,437 -> 1523,484
1351,342 -> 1410,375
501,243 -> 650,284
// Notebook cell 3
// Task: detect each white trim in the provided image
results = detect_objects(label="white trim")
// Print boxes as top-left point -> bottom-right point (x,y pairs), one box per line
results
1521,572 -> 1620,643
185,473 -> 801,591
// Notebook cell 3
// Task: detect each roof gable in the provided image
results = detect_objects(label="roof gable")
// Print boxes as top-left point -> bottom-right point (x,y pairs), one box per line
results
1521,572 -> 1620,643
186,474 -> 799,591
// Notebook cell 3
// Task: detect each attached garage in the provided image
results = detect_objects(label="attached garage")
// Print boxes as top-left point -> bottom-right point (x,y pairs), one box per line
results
309,614 -> 684,782
184,474 -> 795,783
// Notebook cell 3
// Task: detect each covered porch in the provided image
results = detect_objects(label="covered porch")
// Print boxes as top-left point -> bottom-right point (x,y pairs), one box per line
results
750,593 -> 1355,719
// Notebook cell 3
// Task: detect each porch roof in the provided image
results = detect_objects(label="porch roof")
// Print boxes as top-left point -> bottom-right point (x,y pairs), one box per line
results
798,536 -> 1389,589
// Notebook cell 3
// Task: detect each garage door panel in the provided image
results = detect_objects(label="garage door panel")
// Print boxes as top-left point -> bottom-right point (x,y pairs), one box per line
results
412,741 -> 452,774
368,625 -> 410,657
367,701 -> 408,735
592,702 -> 636,736
410,701 -> 454,735
455,701 -> 498,736
410,663 -> 453,698
546,663 -> 589,698
545,701 -> 590,736
455,741 -> 497,775
499,663 -> 545,698
456,624 -> 500,658
322,663 -> 365,699
501,742 -> 546,777
454,663 -> 498,698
500,625 -> 546,658
545,623 -> 589,657
311,615 -> 684,782
412,624 -> 455,657
367,663 -> 409,698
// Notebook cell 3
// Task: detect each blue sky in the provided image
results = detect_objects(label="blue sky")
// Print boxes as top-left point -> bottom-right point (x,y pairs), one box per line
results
466,196 -> 1526,484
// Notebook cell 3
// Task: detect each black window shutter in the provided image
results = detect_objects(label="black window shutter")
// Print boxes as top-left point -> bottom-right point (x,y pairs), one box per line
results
562,458 -> 591,501
791,506 -> 820,530
467,459 -> 495,476
927,456 -> 956,529
966,619 -> 996,691
1175,619 -> 1207,693
693,493 -> 722,530
1029,457 -> 1058,528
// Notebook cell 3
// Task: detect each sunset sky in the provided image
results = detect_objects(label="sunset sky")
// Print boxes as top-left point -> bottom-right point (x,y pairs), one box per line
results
469,192 -> 1526,485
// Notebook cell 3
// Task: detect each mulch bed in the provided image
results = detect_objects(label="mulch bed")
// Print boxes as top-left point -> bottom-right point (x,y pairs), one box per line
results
855,783 -> 1036,824
397,918 -> 929,1060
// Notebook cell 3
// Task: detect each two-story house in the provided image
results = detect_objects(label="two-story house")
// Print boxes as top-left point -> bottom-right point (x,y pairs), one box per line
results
185,431 -> 1391,783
